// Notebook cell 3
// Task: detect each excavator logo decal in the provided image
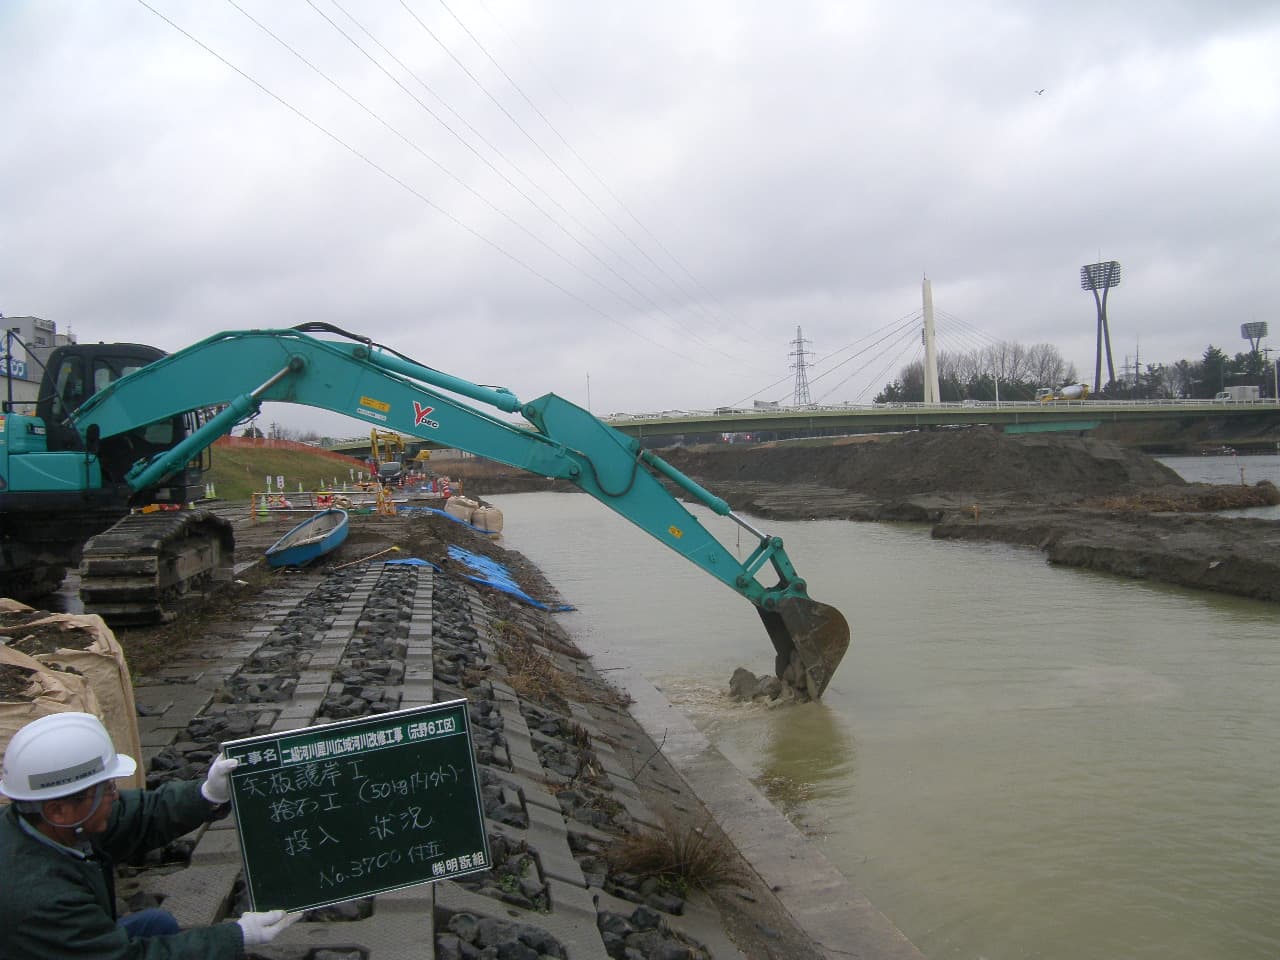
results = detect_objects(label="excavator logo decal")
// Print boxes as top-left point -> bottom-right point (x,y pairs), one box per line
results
413,401 -> 439,429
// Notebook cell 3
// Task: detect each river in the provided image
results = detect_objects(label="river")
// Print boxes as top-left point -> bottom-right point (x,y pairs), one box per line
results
489,453 -> 1280,960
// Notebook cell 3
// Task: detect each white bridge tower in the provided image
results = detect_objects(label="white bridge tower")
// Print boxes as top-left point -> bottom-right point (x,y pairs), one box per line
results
922,275 -> 941,404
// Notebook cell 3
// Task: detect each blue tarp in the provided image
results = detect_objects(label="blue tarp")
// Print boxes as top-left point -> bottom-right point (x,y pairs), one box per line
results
394,505 -> 493,534
385,545 -> 575,612
445,545 -> 576,612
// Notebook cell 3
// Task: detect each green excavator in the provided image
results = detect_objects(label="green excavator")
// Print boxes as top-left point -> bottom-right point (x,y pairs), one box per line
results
0,324 -> 848,698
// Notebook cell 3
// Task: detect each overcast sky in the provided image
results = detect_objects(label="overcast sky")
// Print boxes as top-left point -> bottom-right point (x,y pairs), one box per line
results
3,1 -> 1278,436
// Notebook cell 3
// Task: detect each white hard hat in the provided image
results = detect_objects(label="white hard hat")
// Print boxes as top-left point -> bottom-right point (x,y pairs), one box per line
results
0,712 -> 136,802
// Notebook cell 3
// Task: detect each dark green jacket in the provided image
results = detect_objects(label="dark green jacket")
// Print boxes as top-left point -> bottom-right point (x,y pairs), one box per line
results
0,779 -> 244,959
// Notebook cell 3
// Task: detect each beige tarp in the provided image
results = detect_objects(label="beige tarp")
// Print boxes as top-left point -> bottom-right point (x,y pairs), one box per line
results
0,600 -> 145,791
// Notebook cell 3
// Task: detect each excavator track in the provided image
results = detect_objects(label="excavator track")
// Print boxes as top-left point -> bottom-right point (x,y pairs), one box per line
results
78,509 -> 236,626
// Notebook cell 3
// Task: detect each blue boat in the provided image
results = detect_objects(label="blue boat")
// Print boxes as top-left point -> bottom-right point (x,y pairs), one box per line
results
265,509 -> 349,568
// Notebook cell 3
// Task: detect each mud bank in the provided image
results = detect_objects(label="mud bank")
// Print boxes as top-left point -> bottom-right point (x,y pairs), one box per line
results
656,432 -> 1280,604
428,432 -> 1280,603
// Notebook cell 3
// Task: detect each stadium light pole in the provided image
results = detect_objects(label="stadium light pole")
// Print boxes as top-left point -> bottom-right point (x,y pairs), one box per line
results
1081,261 -> 1121,394
1242,322 -> 1268,394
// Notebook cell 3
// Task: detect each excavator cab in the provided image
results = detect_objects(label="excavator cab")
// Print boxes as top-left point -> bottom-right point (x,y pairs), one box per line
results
38,342 -> 200,495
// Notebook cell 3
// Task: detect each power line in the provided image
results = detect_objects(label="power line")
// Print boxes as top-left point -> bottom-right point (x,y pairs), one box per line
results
135,0 -> 695,361
436,0 -> 760,345
396,3 -> 668,292
403,0 -> 731,335
733,310 -> 923,406
225,0 -> 663,325
319,0 -> 747,362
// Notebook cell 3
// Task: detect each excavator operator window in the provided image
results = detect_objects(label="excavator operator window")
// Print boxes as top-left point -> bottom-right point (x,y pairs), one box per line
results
43,357 -> 90,453
51,357 -> 88,422
141,421 -> 176,445
92,357 -> 151,394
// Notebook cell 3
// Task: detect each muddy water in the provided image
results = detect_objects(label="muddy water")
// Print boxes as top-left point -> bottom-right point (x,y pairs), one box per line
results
1157,452 -> 1280,519
491,478 -> 1280,960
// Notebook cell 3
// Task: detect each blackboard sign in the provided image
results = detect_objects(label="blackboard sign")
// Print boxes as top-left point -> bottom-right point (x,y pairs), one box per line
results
222,700 -> 490,912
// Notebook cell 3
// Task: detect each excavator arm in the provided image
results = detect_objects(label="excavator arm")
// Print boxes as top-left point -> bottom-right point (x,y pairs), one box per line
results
73,325 -> 849,697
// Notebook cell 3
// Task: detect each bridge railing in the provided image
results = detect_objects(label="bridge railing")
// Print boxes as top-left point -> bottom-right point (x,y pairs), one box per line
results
600,397 -> 1279,421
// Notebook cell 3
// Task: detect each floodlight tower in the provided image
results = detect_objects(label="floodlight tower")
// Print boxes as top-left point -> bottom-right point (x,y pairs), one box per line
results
790,326 -> 813,406
1080,260 -> 1121,393
1242,321 -> 1267,358
1243,322 -> 1269,397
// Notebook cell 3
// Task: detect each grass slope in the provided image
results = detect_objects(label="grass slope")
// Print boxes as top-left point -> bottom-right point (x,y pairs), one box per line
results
206,446 -> 368,500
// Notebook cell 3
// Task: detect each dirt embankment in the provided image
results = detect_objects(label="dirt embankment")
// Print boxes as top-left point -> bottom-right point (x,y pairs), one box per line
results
657,431 -> 1280,603
380,432 -> 1280,603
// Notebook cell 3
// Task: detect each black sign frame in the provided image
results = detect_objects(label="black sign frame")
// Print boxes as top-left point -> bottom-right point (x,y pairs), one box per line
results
221,699 -> 489,912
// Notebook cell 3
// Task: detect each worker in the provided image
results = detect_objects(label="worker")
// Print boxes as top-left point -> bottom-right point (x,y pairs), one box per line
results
0,711 -> 299,958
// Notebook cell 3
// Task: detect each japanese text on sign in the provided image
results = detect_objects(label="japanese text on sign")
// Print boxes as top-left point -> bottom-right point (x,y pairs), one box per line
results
222,700 -> 488,912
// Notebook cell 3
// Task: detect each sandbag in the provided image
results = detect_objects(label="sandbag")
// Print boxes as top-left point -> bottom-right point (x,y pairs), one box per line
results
0,643 -> 105,802
471,505 -> 504,535
445,495 -> 479,523
0,601 -> 144,790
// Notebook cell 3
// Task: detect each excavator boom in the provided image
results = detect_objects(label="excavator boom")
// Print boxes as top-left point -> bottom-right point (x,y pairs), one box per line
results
68,325 -> 848,696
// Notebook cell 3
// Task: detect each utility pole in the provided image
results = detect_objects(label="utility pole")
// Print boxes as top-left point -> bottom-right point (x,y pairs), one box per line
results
3,326 -> 20,413
789,326 -> 813,406
1264,346 -> 1279,401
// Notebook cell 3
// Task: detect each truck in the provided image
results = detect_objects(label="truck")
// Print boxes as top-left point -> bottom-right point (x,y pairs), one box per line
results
0,324 -> 848,698
1213,385 -> 1260,402
1036,383 -> 1090,402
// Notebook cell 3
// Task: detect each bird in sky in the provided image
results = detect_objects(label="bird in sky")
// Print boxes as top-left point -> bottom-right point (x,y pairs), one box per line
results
1035,88 -> 1045,95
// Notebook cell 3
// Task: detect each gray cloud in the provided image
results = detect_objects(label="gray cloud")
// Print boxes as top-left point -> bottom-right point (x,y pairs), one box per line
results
3,0 -> 1278,435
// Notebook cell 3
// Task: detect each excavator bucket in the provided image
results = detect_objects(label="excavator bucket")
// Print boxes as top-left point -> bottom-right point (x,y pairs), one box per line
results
759,597 -> 850,700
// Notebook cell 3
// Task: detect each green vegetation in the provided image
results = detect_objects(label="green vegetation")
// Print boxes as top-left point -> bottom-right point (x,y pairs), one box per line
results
206,445 -> 363,500
876,339 -> 1277,402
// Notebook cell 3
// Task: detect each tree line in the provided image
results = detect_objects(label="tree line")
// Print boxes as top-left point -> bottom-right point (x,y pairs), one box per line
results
876,342 -> 1277,402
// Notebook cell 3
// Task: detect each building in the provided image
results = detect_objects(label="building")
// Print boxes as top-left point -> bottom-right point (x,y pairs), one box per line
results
1,316 -> 76,413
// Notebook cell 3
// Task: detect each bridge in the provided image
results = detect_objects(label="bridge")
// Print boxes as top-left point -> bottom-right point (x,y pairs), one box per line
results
323,397 -> 1280,456
601,397 -> 1280,441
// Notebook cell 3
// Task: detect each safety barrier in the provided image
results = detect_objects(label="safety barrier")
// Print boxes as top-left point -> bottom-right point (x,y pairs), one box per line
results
249,481 -> 455,521
250,490 -> 380,520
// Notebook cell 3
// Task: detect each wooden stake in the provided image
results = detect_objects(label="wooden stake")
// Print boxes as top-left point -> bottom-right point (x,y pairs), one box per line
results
334,546 -> 400,570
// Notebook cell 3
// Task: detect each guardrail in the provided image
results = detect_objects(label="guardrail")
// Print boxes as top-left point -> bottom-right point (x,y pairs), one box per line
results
600,397 -> 1280,421
317,398 -> 1280,449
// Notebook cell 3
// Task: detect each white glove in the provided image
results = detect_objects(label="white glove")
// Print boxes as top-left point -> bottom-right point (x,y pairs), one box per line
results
201,755 -> 238,804
236,909 -> 301,945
